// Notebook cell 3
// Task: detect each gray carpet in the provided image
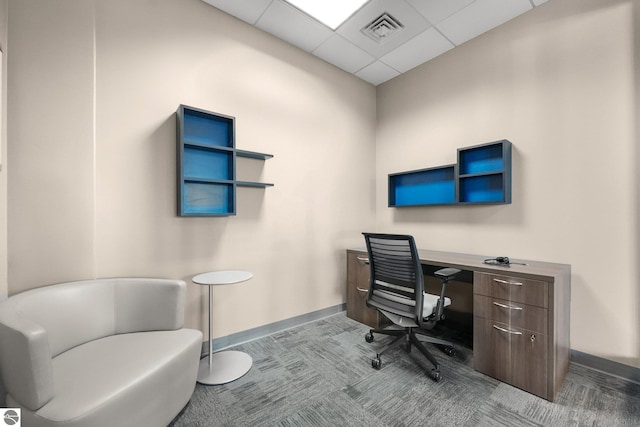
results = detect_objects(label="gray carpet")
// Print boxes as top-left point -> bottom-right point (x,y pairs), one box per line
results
171,312 -> 640,426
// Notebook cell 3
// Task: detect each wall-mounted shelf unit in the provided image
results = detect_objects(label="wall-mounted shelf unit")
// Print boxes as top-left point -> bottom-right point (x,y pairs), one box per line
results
388,140 -> 511,207
457,141 -> 511,204
177,105 -> 273,217
389,164 -> 456,207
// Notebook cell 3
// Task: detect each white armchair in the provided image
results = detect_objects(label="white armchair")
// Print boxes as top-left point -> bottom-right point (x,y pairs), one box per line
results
0,278 -> 203,427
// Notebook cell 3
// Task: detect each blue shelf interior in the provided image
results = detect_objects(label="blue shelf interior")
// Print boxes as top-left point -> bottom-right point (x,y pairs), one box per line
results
459,143 -> 504,175
183,110 -> 232,148
183,146 -> 232,181
459,174 -> 504,203
179,106 -> 236,216
391,166 -> 455,206
183,182 -> 234,215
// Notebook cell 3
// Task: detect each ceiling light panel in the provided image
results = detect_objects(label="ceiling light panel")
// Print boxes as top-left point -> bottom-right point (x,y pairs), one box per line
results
285,0 -> 370,30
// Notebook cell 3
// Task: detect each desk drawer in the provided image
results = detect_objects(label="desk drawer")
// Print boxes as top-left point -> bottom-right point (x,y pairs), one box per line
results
473,317 -> 548,399
474,272 -> 548,308
474,294 -> 547,334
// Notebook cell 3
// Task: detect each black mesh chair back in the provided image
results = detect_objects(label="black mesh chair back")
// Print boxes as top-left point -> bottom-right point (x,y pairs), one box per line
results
363,233 -> 424,323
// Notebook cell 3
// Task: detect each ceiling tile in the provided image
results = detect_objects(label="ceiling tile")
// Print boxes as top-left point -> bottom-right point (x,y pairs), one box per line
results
202,0 -> 551,86
255,0 -> 333,52
436,0 -> 533,46
355,60 -> 400,86
201,0 -> 272,25
407,0 -> 475,25
380,27 -> 454,73
336,0 -> 432,58
313,34 -> 375,74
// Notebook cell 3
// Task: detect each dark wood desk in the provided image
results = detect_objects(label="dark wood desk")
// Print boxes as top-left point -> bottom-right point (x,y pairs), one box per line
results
346,248 -> 571,402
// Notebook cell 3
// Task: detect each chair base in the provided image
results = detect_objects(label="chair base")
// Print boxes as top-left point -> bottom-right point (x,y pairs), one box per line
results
366,326 -> 455,381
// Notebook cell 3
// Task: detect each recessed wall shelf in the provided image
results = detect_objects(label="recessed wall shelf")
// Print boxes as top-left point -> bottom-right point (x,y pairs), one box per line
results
177,105 -> 273,217
389,140 -> 512,207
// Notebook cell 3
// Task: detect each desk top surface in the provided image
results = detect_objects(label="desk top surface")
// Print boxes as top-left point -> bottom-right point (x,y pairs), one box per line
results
192,270 -> 253,286
349,248 -> 571,281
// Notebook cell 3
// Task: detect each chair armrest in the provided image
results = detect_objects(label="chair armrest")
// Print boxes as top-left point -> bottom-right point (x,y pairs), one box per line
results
434,268 -> 459,321
0,309 -> 54,410
114,278 -> 186,334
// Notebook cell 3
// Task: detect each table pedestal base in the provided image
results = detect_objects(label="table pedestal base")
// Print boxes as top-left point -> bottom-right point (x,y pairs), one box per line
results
197,350 -> 253,385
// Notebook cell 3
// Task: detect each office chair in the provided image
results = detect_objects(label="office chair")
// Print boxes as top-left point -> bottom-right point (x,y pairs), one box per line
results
362,233 -> 460,381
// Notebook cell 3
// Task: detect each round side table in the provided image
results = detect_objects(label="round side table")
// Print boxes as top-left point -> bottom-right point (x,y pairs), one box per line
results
193,270 -> 253,385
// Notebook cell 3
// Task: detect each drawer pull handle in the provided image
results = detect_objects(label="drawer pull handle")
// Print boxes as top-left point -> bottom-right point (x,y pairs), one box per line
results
493,278 -> 523,286
356,287 -> 368,293
493,301 -> 523,311
493,325 -> 523,335
357,256 -> 370,264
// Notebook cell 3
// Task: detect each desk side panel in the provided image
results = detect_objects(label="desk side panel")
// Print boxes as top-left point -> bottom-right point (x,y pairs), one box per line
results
346,250 -> 380,328
551,268 -> 571,400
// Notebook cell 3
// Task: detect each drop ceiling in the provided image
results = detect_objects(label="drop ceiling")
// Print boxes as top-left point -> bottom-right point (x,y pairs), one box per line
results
202,0 -> 551,86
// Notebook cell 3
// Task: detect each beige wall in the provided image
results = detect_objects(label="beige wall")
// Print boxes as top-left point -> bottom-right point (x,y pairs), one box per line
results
8,0 -> 96,291
7,0 -> 376,336
376,0 -> 639,368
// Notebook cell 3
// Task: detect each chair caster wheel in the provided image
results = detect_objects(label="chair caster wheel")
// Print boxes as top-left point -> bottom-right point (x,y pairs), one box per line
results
372,357 -> 382,370
365,332 -> 374,343
430,369 -> 442,382
443,346 -> 456,357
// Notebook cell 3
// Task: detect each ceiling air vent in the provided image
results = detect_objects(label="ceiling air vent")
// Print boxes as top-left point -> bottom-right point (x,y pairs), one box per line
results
361,13 -> 404,43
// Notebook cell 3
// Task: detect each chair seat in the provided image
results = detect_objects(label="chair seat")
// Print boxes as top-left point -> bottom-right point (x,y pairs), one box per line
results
14,329 -> 202,426
373,289 -> 451,319
422,292 -> 451,317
